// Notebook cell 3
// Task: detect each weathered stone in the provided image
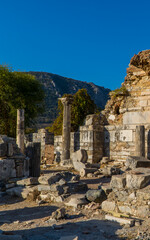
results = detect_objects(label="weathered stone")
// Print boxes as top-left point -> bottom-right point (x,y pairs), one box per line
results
100,166 -> 120,176
38,173 -> 61,185
126,168 -> 150,189
135,205 -> 150,218
51,208 -> 66,220
136,185 -> 150,200
115,190 -> 129,202
105,215 -> 135,226
71,149 -> 87,163
110,175 -> 126,189
0,143 -> 7,157
80,168 -> 98,177
65,194 -> 88,208
0,159 -> 16,181
60,96 -> 73,164
16,177 -> 38,186
67,182 -> 87,193
16,109 -> 25,154
72,161 -> 86,172
101,184 -> 112,195
118,205 -> 132,214
125,156 -> 150,169
86,189 -> 107,203
6,186 -> 38,199
101,200 -> 116,212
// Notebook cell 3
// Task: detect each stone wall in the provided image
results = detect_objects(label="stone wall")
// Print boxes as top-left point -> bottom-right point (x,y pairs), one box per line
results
0,135 -> 29,182
104,124 -> 150,162
25,129 -> 54,162
54,115 -> 104,163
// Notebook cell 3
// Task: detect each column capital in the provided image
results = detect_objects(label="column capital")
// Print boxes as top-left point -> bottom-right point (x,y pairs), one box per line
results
59,96 -> 73,105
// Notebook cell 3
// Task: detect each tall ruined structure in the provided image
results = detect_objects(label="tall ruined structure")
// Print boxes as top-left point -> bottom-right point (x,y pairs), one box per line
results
55,50 -> 150,164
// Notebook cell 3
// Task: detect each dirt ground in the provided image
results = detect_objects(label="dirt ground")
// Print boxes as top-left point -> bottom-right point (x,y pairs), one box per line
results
0,171 -> 150,240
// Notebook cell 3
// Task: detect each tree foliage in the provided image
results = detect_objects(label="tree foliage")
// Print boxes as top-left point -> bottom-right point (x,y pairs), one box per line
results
0,66 -> 45,137
48,89 -> 97,135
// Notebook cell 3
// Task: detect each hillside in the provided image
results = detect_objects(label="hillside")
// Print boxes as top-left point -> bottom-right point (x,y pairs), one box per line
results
29,71 -> 110,128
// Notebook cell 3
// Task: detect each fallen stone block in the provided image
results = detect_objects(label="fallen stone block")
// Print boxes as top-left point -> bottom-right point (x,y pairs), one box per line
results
136,185 -> 150,200
80,168 -> 98,177
38,173 -> 61,185
71,149 -> 87,163
100,166 -> 120,177
110,175 -> 126,189
126,156 -> 150,169
65,194 -> 88,208
86,189 -> 107,203
51,208 -> 66,220
126,168 -> 150,189
105,215 -> 135,226
16,177 -> 38,186
101,200 -> 116,212
118,205 -> 132,215
67,182 -> 88,193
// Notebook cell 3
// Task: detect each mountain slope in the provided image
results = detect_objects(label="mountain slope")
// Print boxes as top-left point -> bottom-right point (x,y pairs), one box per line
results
29,71 -> 110,128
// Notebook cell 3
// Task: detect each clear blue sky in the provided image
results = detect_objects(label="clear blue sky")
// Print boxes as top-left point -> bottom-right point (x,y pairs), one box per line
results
0,0 -> 150,90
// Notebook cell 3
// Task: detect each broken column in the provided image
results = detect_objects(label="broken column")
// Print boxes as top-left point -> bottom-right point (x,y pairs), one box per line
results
59,96 -> 73,165
135,125 -> 145,157
16,109 -> 25,154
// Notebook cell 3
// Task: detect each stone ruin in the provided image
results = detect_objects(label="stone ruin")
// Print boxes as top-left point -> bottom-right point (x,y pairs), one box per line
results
53,50 -> 150,219
1,50 -> 150,224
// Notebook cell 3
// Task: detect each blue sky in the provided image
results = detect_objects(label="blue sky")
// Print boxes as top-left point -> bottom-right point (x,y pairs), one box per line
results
0,0 -> 150,90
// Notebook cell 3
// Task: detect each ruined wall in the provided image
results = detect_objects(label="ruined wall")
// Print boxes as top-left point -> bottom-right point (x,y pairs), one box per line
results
0,135 -> 29,182
25,128 -> 54,162
54,114 -> 104,163
104,124 -> 150,162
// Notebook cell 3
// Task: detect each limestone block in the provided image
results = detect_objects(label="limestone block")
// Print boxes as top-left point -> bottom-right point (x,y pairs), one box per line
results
86,189 -> 107,203
135,206 -> 150,218
126,168 -> 150,189
7,143 -> 13,156
125,156 -> 150,169
17,177 -> 38,186
105,215 -> 135,226
65,194 -> 88,208
101,200 -> 116,212
0,159 -> 16,181
110,175 -> 126,189
136,185 -> 150,200
38,173 -> 61,185
123,111 -> 150,125
118,205 -> 132,214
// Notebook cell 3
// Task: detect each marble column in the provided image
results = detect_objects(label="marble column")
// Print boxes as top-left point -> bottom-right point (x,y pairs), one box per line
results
16,109 -> 25,154
59,96 -> 73,165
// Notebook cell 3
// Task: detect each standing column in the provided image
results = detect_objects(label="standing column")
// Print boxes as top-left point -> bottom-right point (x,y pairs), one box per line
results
135,125 -> 145,157
16,109 -> 25,154
59,96 -> 73,165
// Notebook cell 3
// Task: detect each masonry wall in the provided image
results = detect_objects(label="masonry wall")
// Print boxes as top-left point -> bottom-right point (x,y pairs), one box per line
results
104,124 -> 150,162
25,129 -> 54,161
54,114 -> 104,163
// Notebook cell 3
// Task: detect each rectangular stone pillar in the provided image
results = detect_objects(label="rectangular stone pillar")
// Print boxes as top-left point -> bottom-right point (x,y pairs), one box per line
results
135,125 -> 145,157
26,142 -> 41,177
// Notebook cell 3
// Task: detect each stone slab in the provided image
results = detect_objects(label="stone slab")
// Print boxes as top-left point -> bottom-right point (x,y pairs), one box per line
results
123,111 -> 150,125
126,168 -> 150,189
105,215 -> 134,226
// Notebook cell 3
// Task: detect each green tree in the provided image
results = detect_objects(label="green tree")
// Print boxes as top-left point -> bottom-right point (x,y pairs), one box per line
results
0,66 -> 45,137
48,89 -> 97,135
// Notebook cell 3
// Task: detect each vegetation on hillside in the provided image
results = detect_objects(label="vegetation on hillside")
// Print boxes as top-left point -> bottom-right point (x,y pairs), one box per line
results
0,66 -> 45,137
48,89 -> 97,135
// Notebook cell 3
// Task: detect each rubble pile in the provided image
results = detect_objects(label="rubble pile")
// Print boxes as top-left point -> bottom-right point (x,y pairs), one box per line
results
102,156 -> 150,218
